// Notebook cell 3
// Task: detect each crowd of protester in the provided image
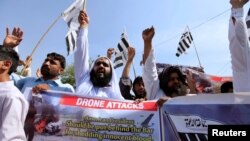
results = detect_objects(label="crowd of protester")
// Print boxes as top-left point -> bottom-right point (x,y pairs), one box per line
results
1,0 -> 250,140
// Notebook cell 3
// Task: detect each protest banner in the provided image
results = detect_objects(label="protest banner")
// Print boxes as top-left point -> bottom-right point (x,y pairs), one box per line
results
23,88 -> 161,141
162,94 -> 250,141
156,63 -> 232,93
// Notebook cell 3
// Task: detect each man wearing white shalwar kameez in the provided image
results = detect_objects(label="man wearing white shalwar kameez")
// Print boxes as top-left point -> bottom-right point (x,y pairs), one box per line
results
0,46 -> 28,141
229,0 -> 250,92
74,11 -> 124,100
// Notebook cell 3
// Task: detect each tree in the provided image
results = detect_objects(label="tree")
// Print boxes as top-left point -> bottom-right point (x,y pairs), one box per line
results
61,64 -> 75,87
61,58 -> 95,88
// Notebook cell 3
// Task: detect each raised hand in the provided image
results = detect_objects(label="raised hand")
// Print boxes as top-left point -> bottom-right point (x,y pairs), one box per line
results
78,10 -> 89,28
127,47 -> 135,62
24,56 -> 32,67
142,26 -> 155,43
142,26 -> 155,64
36,68 -> 42,78
230,0 -> 249,8
3,27 -> 23,48
107,48 -> 115,59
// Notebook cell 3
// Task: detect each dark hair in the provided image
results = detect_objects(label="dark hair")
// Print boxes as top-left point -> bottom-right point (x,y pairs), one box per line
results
132,76 -> 146,98
47,52 -> 66,69
220,81 -> 233,93
159,66 -> 187,95
132,76 -> 143,94
132,76 -> 143,88
0,46 -> 20,74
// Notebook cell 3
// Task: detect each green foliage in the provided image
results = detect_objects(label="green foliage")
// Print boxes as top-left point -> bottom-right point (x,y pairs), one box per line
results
61,58 -> 95,87
61,64 -> 75,87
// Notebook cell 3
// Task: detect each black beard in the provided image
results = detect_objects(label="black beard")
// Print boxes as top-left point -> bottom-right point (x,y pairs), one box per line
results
90,69 -> 112,87
41,66 -> 57,79
163,84 -> 187,97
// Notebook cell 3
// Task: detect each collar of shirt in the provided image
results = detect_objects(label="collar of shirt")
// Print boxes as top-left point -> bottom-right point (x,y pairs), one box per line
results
0,81 -> 14,88
35,77 -> 62,86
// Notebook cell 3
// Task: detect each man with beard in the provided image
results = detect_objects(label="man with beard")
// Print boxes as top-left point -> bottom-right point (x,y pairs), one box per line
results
17,53 -> 75,141
74,11 -> 124,99
142,26 -> 188,106
15,52 -> 74,141
2,27 -> 74,93
3,27 -> 74,141
16,52 -> 74,93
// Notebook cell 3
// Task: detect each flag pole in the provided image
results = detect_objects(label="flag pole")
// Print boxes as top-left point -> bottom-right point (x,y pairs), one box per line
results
187,26 -> 203,70
31,15 -> 62,57
83,0 -> 87,11
21,14 -> 62,75
123,27 -> 137,79
132,60 -> 137,79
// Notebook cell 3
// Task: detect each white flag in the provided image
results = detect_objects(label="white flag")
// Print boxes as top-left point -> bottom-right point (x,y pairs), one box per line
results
62,0 -> 84,31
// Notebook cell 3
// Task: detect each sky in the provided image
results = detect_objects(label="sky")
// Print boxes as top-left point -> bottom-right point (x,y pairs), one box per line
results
1,0 -> 249,78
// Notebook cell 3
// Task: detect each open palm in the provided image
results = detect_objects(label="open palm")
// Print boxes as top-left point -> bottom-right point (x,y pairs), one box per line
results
3,27 -> 23,48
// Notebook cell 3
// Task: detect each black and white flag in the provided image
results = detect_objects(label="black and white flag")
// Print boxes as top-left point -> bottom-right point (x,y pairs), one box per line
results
65,30 -> 77,55
62,0 -> 84,55
114,33 -> 129,69
114,51 -> 127,69
176,31 -> 193,57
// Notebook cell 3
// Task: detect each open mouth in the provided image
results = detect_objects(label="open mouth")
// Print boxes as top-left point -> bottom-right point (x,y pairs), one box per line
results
41,67 -> 49,72
41,66 -> 48,70
97,68 -> 105,73
96,72 -> 105,78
